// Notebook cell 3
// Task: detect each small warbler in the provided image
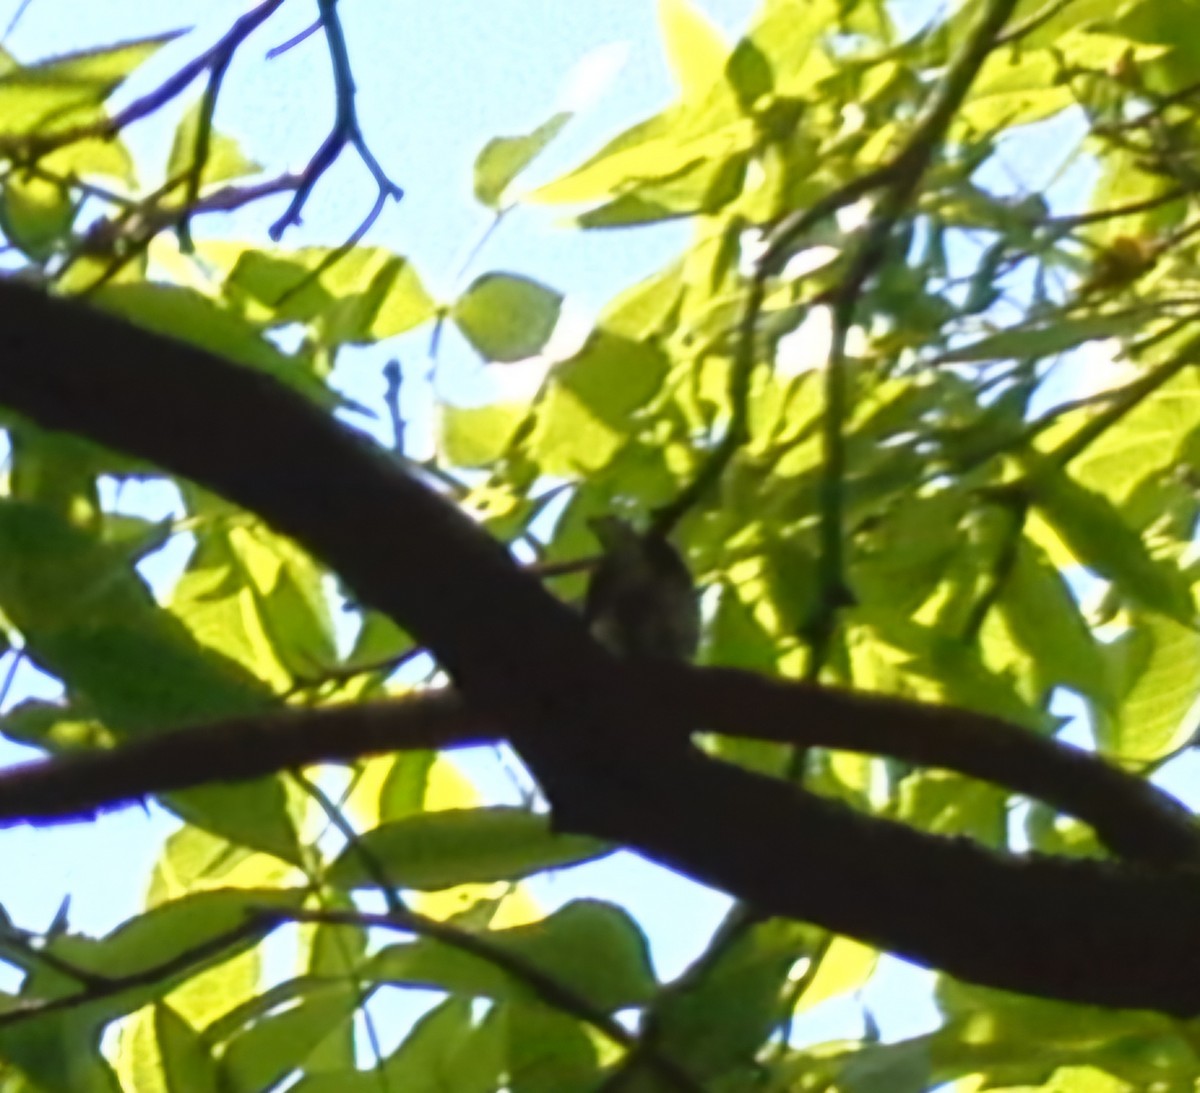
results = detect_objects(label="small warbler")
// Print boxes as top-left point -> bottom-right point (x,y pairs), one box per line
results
584,516 -> 700,661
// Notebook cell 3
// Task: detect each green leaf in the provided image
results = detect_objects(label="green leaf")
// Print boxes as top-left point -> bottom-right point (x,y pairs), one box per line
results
741,0 -> 835,97
7,421 -> 106,522
218,983 -> 360,1093
170,516 -> 336,690
707,577 -> 783,675
17,889 -> 299,1028
112,1005 -> 219,1093
1025,464 -> 1194,623
0,171 -> 76,259
572,151 -> 748,225
599,262 -> 683,339
0,31 -> 183,138
327,807 -> 609,890
378,750 -> 438,821
1067,367 -> 1200,509
845,609 -> 1054,732
145,824 -> 293,906
799,936 -> 880,1011
996,541 -> 1113,709
452,272 -> 563,362
0,500 -> 300,859
169,781 -> 303,866
370,900 -> 657,1012
156,1005 -> 220,1093
40,133 -> 138,188
648,919 -> 814,1081
531,98 -> 753,206
486,1001 -> 600,1093
531,330 -> 669,474
381,997 -> 502,1092
1094,612 -> 1200,762
897,771 -> 1008,846
0,1010 -> 122,1093
0,500 -> 270,732
166,98 -> 261,189
961,48 -> 1075,130
226,245 -> 436,346
90,282 -> 338,405
833,1038 -> 934,1093
658,0 -> 728,99
852,490 -> 970,618
475,112 -> 572,207
938,315 -> 1133,363
439,402 -> 528,467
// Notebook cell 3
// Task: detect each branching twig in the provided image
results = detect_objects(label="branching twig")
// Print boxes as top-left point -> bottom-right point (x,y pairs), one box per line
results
294,769 -> 407,918
268,0 -> 402,241
291,772 -> 396,1088
1044,186 -> 1189,232
645,0 -> 1027,1035
0,914 -> 272,1029
174,38 -> 235,251
72,172 -> 302,263
652,170 -> 891,537
267,17 -> 322,60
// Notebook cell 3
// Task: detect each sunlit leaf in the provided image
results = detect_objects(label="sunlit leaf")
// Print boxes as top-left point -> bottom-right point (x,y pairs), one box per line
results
0,31 -> 183,137
475,112 -> 572,207
166,98 -> 261,190
658,0 -> 728,99
439,402 -> 528,467
226,245 -> 436,346
453,272 -> 563,362
1025,464 -> 1194,623
1095,612 -> 1200,762
0,171 -> 76,259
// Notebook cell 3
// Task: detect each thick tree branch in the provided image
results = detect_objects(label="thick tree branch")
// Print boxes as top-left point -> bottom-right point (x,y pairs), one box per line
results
3,281 -> 1200,1015
638,664 -> 1200,867
0,693 -> 490,825
3,664 -> 1194,871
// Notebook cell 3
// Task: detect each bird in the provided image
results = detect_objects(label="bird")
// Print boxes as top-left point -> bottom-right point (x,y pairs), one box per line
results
583,515 -> 700,661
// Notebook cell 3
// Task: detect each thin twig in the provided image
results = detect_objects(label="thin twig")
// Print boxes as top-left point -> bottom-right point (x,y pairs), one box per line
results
0,915 -> 272,1029
1,0 -> 35,44
293,769 -> 406,917
268,0 -> 403,241
267,17 -> 322,60
292,772 -> 397,1092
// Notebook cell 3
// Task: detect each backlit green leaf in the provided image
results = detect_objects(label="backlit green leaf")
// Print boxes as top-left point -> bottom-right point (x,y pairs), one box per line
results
327,807 -> 610,890
453,272 -> 563,362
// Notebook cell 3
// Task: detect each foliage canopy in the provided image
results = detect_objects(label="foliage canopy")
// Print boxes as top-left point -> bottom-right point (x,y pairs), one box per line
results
3,0 -> 1200,1090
